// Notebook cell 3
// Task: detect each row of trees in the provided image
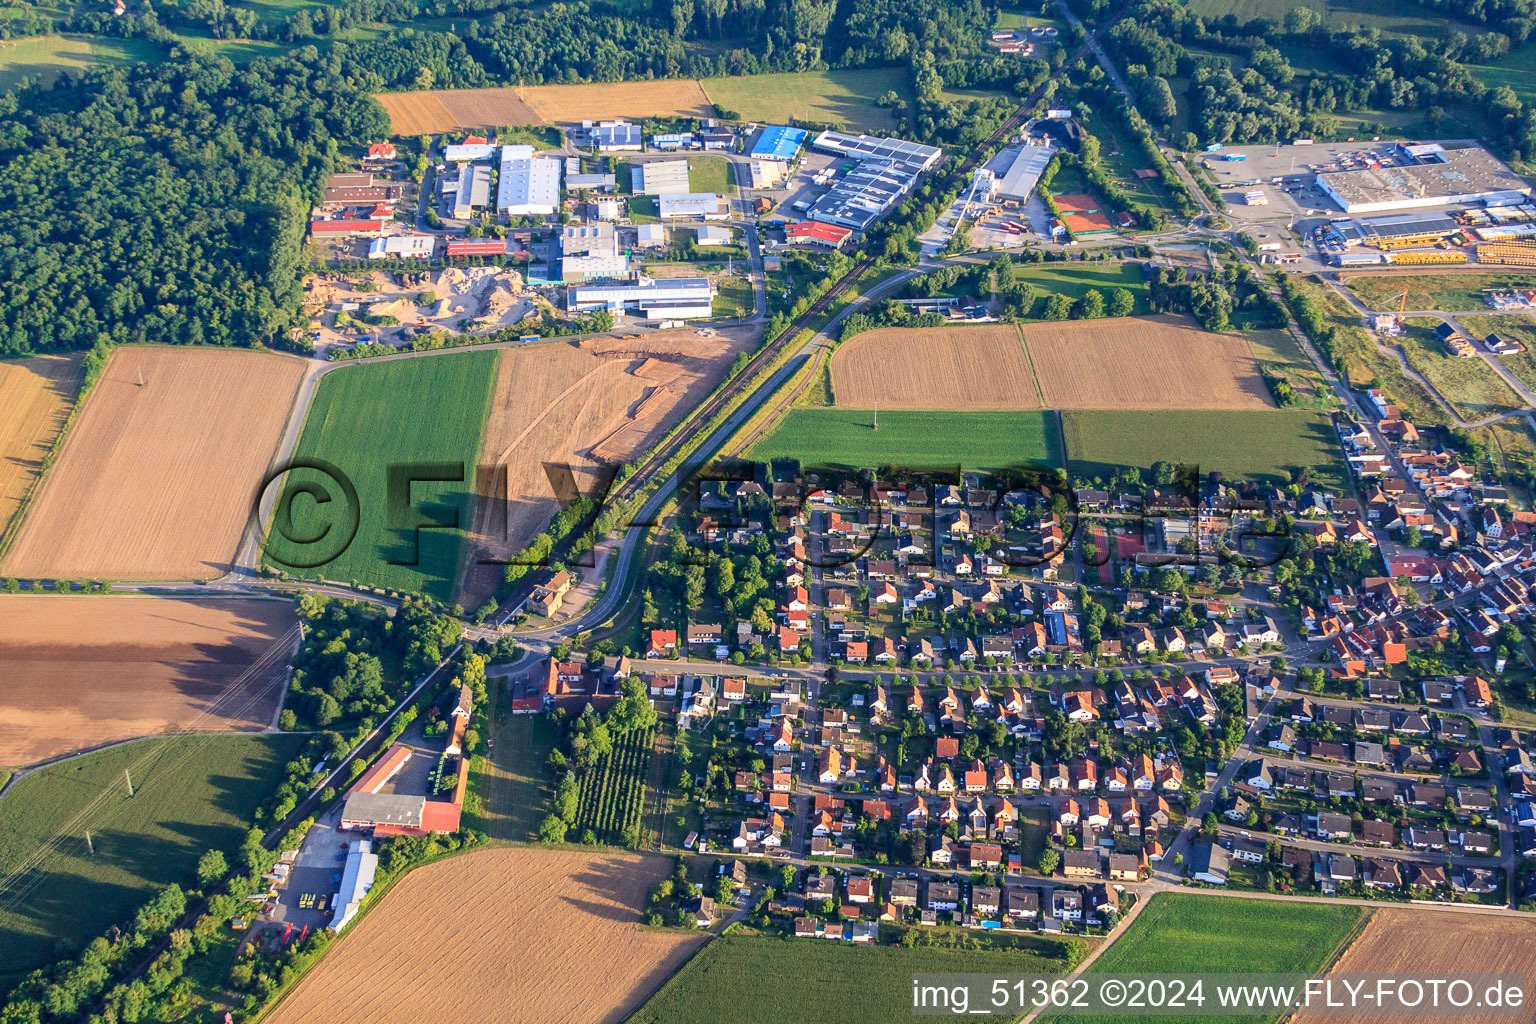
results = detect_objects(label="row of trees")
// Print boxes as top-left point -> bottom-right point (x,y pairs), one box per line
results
538,682 -> 659,846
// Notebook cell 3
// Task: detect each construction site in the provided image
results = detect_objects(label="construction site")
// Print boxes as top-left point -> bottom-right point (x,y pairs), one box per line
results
304,267 -> 555,351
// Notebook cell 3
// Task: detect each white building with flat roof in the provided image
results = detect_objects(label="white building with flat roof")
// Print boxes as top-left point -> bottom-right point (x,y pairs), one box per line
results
590,120 -> 642,152
330,840 -> 378,932
562,253 -> 630,282
450,163 -> 492,219
633,159 -> 692,195
367,234 -> 436,259
1317,142 -> 1530,213
443,143 -> 496,162
996,142 -> 1055,203
659,192 -> 725,220
806,130 -> 943,232
569,275 -> 716,319
498,144 -> 561,216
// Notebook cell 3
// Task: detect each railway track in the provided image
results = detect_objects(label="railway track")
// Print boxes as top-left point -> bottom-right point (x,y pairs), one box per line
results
605,254 -> 877,508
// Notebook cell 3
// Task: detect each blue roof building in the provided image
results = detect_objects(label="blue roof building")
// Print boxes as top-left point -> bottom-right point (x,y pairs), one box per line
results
752,125 -> 808,161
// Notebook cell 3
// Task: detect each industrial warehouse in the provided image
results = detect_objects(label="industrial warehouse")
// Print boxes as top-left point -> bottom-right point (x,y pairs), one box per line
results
497,145 -> 563,216
804,130 -> 944,232
567,276 -> 717,319
1315,143 -> 1529,213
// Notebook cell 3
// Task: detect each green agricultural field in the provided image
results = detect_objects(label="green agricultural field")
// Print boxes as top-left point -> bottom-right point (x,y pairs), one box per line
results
630,933 -> 1076,1024
1043,892 -> 1363,1024
1396,319 -> 1524,420
263,350 -> 497,602
688,155 -> 733,195
1062,409 -> 1347,490
702,68 -> 910,132
572,725 -> 653,845
1011,262 -> 1150,319
747,409 -> 1062,472
1346,272 -> 1536,313
0,34 -> 160,89
0,734 -> 305,980
1184,0 -> 1477,37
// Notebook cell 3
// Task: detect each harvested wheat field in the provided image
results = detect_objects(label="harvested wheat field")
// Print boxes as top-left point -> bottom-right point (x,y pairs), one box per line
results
0,353 -> 82,539
1,347 -> 306,580
1293,909 -> 1536,1024
459,330 -> 750,606
0,595 -> 299,765
518,79 -> 714,122
1026,314 -> 1273,409
829,324 -> 1041,409
265,848 -> 701,1024
375,91 -> 459,134
376,87 -> 543,134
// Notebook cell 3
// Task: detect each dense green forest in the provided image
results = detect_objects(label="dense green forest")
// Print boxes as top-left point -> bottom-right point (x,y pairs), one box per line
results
0,51 -> 385,355
1090,0 -> 1536,159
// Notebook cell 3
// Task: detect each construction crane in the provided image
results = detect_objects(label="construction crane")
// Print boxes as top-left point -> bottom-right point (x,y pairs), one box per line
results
1374,290 -> 1409,337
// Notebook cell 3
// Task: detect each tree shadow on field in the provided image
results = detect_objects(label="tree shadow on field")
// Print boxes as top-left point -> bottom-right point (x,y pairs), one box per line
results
563,855 -> 667,925
0,862 -> 154,979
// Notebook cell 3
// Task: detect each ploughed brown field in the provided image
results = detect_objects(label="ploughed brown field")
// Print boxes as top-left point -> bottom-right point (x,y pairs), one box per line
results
0,352 -> 81,540
518,80 -> 715,122
0,596 -> 299,766
1,347 -> 306,580
826,315 -> 1272,411
458,331 -> 751,607
1292,909 -> 1536,1024
828,324 -> 1041,409
376,87 -> 542,134
1025,315 -> 1273,409
376,80 -> 714,134
264,848 -> 702,1024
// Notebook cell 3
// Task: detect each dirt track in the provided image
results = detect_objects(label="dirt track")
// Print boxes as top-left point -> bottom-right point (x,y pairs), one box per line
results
263,848 -> 701,1024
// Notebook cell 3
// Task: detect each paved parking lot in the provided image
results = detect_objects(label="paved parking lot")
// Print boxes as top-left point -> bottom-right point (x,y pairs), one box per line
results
268,807 -> 352,932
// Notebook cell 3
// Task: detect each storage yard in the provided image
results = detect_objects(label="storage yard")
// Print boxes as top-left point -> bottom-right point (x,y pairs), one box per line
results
459,329 -> 752,607
0,353 -> 81,541
0,596 -> 298,766
263,848 -> 702,1024
0,347 -> 306,581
